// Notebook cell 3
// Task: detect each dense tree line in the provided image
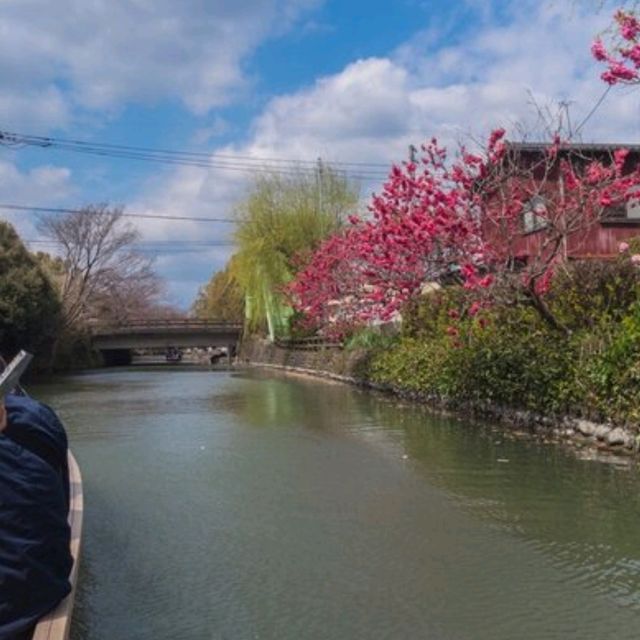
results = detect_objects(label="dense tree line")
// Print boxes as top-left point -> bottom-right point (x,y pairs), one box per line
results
0,221 -> 61,361
0,206 -> 169,370
192,258 -> 244,323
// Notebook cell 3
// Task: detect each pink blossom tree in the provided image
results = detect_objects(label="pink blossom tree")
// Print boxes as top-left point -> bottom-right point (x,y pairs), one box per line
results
289,131 -> 640,337
287,139 -> 485,335
592,10 -> 640,84
289,10 -> 640,338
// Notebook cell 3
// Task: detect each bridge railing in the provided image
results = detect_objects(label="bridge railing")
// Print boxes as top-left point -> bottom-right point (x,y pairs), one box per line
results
91,318 -> 243,334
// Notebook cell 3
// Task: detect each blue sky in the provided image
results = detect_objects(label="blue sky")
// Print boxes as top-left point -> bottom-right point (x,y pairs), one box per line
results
1,0 -> 638,308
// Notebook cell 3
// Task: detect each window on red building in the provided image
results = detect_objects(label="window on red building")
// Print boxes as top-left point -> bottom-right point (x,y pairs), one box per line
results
522,196 -> 548,233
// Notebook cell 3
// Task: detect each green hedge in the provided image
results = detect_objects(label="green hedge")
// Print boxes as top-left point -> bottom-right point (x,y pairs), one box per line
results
365,260 -> 640,430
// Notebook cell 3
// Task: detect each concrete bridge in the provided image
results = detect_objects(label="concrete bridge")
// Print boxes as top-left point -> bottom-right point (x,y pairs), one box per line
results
91,319 -> 243,365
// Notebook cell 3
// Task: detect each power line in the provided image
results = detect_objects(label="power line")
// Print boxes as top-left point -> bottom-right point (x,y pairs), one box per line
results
129,248 -> 232,253
25,239 -> 235,247
24,240 -> 234,245
24,242 -> 234,255
48,146 -> 388,180
0,129 -> 390,168
0,129 -> 391,180
574,86 -> 612,137
0,203 -> 236,223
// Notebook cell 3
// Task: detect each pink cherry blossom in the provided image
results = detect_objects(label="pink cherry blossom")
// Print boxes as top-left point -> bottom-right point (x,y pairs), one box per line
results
591,39 -> 609,61
593,11 -> 640,85
288,126 -> 640,336
617,10 -> 640,40
468,301 -> 482,316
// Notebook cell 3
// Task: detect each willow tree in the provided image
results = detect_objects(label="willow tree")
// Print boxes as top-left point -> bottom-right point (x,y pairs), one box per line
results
232,166 -> 359,340
192,256 -> 245,323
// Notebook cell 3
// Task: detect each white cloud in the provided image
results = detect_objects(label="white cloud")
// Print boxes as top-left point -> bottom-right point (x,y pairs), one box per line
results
192,116 -> 231,145
132,164 -> 241,241
239,3 -> 640,164
0,162 -> 73,204
152,247 -> 235,308
113,1 -> 640,306
0,162 -> 75,241
249,59 -> 412,152
0,0 -> 321,119
128,163 -> 245,305
0,87 -> 71,131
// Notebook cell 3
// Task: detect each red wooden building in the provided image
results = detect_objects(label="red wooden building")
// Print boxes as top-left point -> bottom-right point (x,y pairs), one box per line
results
495,142 -> 640,261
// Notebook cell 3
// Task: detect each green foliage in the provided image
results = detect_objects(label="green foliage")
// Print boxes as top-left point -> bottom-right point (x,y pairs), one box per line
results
232,167 -> 358,338
365,259 -> 640,429
369,337 -> 450,393
580,301 -> 640,424
286,309 -> 319,339
401,286 -> 472,339
192,257 -> 244,323
344,327 -> 397,351
0,221 -> 61,360
370,313 -> 574,413
48,328 -> 101,371
454,308 -> 575,412
549,259 -> 640,331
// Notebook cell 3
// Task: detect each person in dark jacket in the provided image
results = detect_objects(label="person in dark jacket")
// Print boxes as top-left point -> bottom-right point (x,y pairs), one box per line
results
0,394 -> 72,640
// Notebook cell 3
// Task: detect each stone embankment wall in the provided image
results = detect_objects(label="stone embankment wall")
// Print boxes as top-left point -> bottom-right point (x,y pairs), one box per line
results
239,337 -> 366,380
239,337 -> 640,458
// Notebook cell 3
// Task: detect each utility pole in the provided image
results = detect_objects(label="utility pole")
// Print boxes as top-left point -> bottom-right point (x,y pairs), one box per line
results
316,157 -> 324,215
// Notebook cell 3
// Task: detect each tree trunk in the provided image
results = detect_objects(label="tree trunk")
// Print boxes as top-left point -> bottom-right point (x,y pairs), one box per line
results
526,290 -> 570,336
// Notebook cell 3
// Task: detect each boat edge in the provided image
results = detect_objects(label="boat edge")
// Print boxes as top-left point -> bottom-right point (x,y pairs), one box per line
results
32,451 -> 84,640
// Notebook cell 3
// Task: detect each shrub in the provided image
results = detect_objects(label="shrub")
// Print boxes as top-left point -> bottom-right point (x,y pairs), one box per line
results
370,305 -> 575,414
580,301 -> 640,424
365,260 -> 640,429
453,307 -> 576,413
344,327 -> 397,351
549,259 -> 640,332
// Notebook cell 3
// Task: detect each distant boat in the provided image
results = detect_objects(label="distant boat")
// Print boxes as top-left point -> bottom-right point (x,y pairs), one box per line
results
165,347 -> 183,363
31,451 -> 84,640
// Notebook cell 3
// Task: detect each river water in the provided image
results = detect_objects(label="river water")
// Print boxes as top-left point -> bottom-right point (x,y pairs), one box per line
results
33,367 -> 640,640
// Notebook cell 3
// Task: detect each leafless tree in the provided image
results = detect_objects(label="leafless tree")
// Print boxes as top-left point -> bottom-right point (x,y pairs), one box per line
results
38,204 -> 164,328
89,253 -> 167,325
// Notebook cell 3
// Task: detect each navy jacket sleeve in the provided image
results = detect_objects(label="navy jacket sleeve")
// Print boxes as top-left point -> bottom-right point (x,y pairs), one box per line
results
0,396 -> 72,640
3,395 -> 70,509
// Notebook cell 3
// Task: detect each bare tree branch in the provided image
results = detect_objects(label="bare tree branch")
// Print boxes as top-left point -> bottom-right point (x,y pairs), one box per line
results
38,204 -> 164,328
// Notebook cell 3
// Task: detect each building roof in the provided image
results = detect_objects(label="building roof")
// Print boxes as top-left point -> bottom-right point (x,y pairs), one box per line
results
506,141 -> 640,154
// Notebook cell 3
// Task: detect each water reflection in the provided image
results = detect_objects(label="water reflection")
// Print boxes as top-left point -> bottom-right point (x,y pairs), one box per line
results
32,368 -> 640,640
227,370 -> 640,611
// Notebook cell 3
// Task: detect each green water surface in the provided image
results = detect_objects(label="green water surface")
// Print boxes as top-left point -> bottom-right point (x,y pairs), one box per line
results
33,368 -> 640,640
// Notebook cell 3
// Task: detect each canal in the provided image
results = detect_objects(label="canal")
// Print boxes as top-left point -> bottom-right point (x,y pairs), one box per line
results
34,367 -> 640,639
